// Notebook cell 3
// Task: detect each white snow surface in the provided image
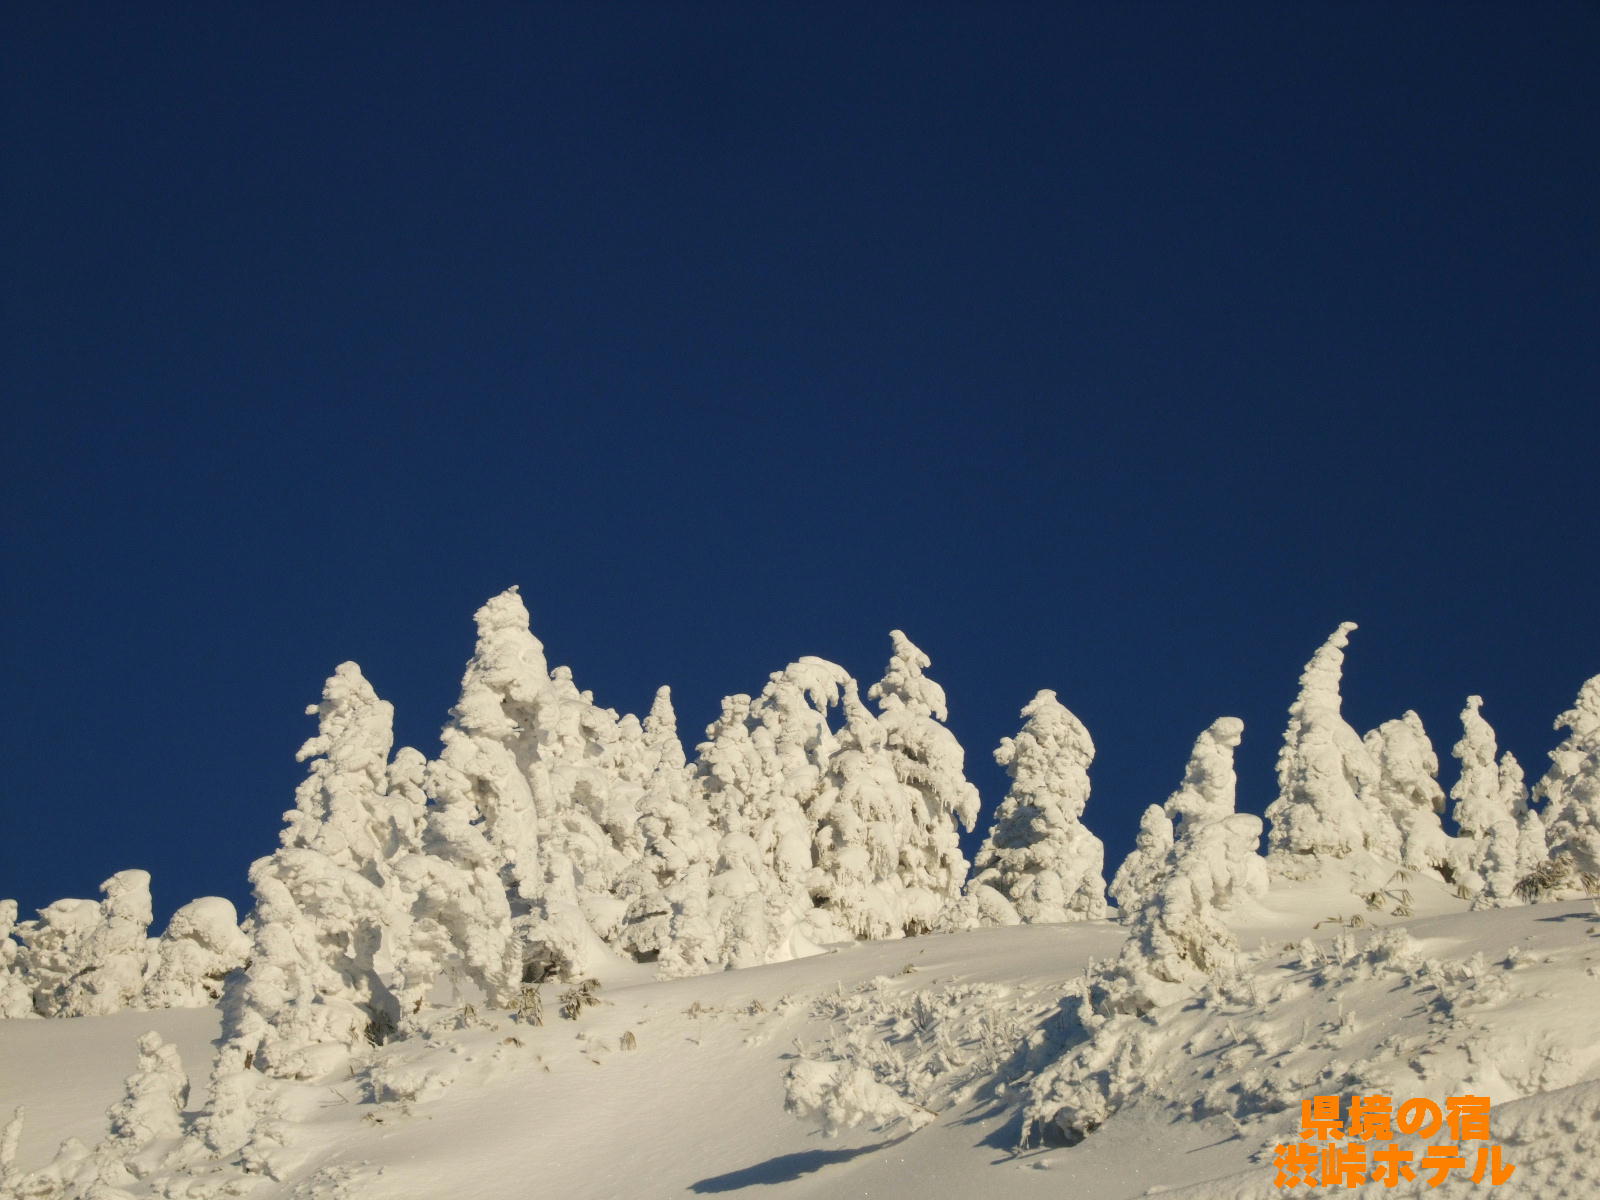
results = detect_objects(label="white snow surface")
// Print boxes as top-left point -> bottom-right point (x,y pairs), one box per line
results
5,873 -> 1599,1199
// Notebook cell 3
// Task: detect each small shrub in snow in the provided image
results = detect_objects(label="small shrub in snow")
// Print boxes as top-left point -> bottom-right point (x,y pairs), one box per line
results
559,978 -> 601,1020
784,1059 -> 936,1137
514,983 -> 544,1025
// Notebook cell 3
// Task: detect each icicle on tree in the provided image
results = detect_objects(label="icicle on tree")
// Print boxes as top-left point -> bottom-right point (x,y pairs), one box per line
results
1362,711 -> 1455,880
1533,674 -> 1600,892
865,631 -> 981,931
1265,622 -> 1398,872
967,690 -> 1106,924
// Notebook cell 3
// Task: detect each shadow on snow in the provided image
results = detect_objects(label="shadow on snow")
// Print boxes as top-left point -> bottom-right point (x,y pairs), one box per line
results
689,1134 -> 911,1192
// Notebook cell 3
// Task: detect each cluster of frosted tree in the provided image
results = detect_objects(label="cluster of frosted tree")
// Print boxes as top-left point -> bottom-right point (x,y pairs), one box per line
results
190,588 -> 1109,1105
1262,622 -> 1590,909
0,873 -> 247,1021
1021,622 -> 1600,1146
6,596 -> 1597,1163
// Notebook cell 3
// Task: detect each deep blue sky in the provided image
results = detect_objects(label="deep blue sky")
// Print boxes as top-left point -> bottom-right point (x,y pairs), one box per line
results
4,4 -> 1596,927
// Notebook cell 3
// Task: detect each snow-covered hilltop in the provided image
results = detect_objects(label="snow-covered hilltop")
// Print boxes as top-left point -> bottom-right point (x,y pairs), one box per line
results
2,593 -> 1597,1199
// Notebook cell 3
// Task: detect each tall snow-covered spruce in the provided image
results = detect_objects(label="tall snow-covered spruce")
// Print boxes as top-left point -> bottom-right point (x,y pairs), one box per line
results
865,632 -> 981,930
1264,622 -> 1396,870
1536,674 -> 1600,885
1026,715 -> 1265,1144
1362,710 -> 1454,879
221,662 -> 415,1081
1450,695 -> 1528,904
425,586 -> 650,983
967,689 -> 1106,924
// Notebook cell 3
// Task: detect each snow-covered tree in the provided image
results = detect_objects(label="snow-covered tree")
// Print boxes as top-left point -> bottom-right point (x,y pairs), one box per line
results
223,664 -> 410,1079
1505,752 -> 1548,882
143,897 -> 250,1009
1108,805 -> 1174,917
101,1031 -> 189,1167
1536,674 -> 1600,883
617,687 -> 720,962
1450,696 -> 1524,903
865,632 -> 981,929
14,872 -> 155,1018
1265,622 -> 1396,867
1026,720 -> 1267,1147
692,661 -> 849,970
968,690 -> 1106,923
426,587 -> 641,981
526,664 -> 641,951
425,589 -> 546,909
65,870 -> 156,1018
0,901 -> 34,1019
809,682 -> 924,940
12,897 -> 101,1017
1362,711 -> 1455,878
1452,695 -> 1508,839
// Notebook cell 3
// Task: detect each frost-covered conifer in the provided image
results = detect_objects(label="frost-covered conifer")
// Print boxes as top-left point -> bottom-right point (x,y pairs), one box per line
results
1026,723 -> 1264,1146
1265,623 -> 1395,867
427,588 -> 639,982
1536,675 -> 1600,882
66,871 -> 155,1018
694,661 -> 849,969
16,872 -> 155,1018
1505,752 -> 1548,882
809,683 -> 922,940
223,664 -> 409,1079
529,664 -> 640,948
1108,805 -> 1174,917
1362,711 -> 1455,877
618,688 -> 719,961
865,632 -> 980,928
1450,696 -> 1524,903
143,897 -> 249,1009
1095,720 -> 1261,1009
0,901 -> 35,1019
101,1032 -> 188,1164
968,690 -> 1106,923
427,588 -> 548,912
1452,696 -> 1508,839
13,896 -> 101,1017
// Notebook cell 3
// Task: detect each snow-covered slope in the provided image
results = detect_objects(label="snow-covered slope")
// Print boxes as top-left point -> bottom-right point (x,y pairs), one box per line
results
4,874 -> 1597,1199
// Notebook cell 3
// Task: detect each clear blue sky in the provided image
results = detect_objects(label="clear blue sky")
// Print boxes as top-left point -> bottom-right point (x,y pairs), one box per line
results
4,3 -> 1596,925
